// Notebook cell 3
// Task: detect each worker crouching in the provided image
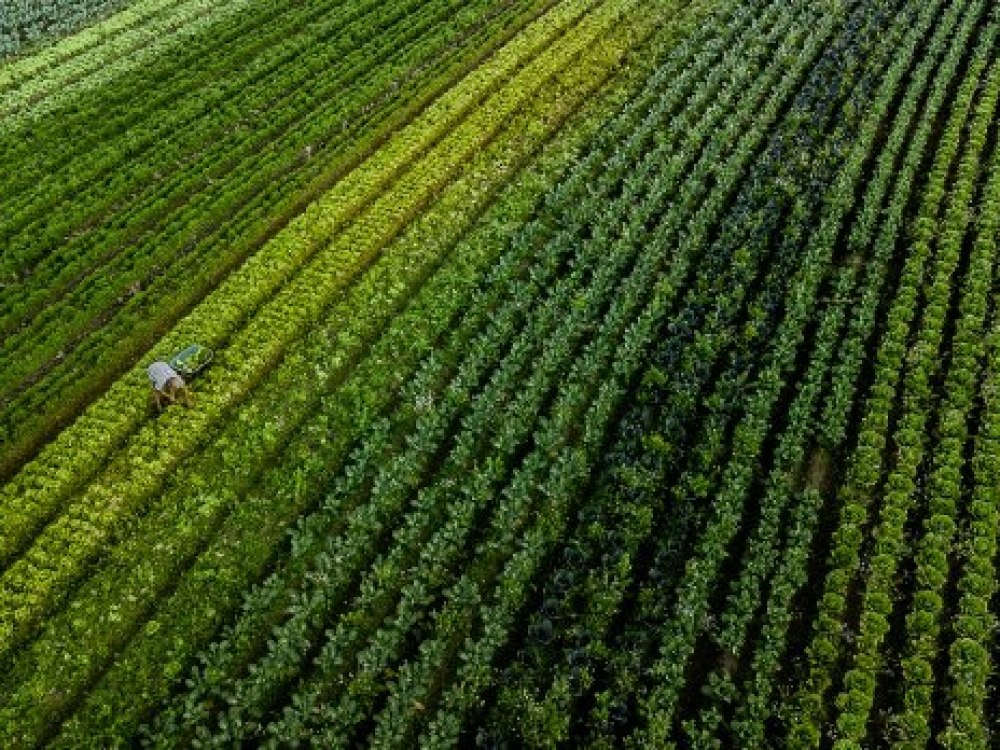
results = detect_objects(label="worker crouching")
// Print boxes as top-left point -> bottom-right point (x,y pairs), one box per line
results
148,360 -> 193,410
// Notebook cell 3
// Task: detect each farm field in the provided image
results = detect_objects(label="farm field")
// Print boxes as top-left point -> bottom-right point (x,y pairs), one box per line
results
3,0 -> 1000,746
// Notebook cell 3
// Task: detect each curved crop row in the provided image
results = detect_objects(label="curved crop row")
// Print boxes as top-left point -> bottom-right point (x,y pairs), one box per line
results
487,0 -> 899,743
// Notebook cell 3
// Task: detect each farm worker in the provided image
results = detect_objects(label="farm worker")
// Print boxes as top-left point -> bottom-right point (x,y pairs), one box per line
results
147,360 -> 193,410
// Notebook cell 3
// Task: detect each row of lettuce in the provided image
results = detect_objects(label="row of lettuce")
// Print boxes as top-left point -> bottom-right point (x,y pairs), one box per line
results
791,1 -> 1000,746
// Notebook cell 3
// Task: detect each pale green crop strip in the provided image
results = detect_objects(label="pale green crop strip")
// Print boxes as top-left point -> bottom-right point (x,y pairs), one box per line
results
0,0 -> 263,132
0,0 -> 626,666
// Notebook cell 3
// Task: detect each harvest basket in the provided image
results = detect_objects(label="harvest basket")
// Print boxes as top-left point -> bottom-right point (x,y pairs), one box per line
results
169,344 -> 213,379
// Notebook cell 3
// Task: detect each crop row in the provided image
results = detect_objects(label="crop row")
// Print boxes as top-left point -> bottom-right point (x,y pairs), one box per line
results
825,19 -> 999,746
889,59 -> 1000,750
938,317 -> 1000,748
684,0 -> 967,740
829,49 -> 1000,750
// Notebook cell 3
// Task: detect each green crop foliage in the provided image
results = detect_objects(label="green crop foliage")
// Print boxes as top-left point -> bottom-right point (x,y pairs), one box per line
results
3,0 -> 999,747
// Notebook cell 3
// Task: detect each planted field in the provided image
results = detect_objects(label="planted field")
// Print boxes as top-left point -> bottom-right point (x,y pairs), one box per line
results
3,0 -> 1000,746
